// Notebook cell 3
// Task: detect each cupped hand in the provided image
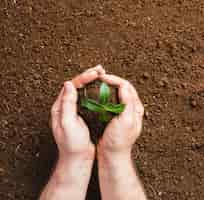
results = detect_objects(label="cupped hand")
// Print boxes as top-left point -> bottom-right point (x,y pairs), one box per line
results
51,65 -> 105,159
98,74 -> 144,154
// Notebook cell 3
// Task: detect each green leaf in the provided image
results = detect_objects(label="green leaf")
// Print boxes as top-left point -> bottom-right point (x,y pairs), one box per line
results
99,82 -> 111,104
99,112 -> 110,122
103,103 -> 125,114
81,98 -> 105,113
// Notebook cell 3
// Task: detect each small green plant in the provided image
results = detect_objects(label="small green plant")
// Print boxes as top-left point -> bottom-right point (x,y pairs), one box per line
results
81,82 -> 125,122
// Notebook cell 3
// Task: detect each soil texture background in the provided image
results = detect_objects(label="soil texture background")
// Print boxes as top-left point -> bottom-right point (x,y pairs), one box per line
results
0,0 -> 204,199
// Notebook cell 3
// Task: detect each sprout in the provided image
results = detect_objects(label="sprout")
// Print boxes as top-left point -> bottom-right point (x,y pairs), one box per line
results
81,83 -> 125,122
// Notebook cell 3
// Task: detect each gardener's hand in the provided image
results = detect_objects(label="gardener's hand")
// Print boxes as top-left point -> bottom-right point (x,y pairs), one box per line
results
51,65 -> 105,159
41,66 -> 106,200
98,74 -> 144,155
97,75 -> 147,200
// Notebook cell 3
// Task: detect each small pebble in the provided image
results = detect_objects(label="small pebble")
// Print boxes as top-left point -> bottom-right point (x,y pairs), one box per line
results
181,82 -> 187,89
128,21 -> 137,27
0,168 -> 5,173
158,77 -> 169,87
144,103 -> 148,107
144,111 -> 149,118
138,79 -> 144,85
143,72 -> 150,79
185,126 -> 191,132
190,100 -> 197,107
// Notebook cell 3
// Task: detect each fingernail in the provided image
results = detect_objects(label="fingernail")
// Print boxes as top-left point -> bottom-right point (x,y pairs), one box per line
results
64,81 -> 73,91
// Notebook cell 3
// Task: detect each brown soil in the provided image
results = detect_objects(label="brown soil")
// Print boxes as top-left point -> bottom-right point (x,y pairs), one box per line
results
0,0 -> 204,199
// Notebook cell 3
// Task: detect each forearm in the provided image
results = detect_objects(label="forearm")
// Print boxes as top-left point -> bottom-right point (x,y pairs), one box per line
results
39,153 -> 94,200
98,149 -> 147,200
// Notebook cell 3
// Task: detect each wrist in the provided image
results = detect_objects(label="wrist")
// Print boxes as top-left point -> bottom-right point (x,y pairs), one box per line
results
40,152 -> 95,200
58,143 -> 95,162
97,146 -> 135,188
53,150 -> 95,185
97,139 -> 133,156
97,146 -> 132,169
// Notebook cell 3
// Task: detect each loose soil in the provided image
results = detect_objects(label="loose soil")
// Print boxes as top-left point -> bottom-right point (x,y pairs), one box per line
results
0,0 -> 204,200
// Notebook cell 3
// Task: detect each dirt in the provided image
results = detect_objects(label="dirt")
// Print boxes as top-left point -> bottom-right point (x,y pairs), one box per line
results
78,81 -> 119,145
0,0 -> 204,199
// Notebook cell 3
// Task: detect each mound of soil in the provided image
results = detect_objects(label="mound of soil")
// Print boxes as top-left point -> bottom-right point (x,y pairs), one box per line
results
78,80 -> 118,144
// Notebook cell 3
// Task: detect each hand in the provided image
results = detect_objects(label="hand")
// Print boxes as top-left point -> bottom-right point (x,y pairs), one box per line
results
40,66 -> 106,200
98,74 -> 144,155
51,65 -> 105,159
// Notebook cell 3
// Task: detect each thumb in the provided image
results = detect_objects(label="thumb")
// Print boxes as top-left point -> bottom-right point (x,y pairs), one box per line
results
61,81 -> 78,126
119,83 -> 135,124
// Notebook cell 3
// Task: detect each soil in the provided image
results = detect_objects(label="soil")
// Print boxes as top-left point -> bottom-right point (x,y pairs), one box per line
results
0,0 -> 204,199
78,81 -> 119,144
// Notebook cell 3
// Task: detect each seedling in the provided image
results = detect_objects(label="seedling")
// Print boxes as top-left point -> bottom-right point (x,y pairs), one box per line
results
81,82 -> 125,122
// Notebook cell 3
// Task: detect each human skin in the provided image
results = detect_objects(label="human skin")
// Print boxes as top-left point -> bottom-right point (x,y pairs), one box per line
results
98,74 -> 147,200
39,65 -> 105,200
40,66 -> 147,200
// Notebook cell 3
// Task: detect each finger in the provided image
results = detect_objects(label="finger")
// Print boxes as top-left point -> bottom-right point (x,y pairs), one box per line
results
99,74 -> 127,87
85,64 -> 105,74
119,83 -> 135,123
121,81 -> 144,128
100,74 -> 135,120
51,87 -> 65,130
129,85 -> 144,116
127,83 -> 144,134
72,65 -> 105,88
99,74 -> 132,102
99,74 -> 129,102
61,81 -> 78,128
100,74 -> 144,115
